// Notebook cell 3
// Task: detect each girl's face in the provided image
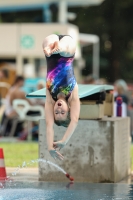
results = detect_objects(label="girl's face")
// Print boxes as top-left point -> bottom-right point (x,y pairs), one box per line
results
54,99 -> 69,121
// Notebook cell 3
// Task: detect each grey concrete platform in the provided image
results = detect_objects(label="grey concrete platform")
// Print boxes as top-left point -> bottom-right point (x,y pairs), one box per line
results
39,117 -> 131,183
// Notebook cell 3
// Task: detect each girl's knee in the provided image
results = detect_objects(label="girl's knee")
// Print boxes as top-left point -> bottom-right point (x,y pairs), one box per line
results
60,36 -> 75,46
47,34 -> 59,41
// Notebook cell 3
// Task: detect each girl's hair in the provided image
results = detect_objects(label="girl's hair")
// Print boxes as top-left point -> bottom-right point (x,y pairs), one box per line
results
54,111 -> 70,127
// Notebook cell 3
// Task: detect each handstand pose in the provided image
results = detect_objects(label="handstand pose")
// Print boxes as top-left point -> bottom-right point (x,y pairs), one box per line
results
42,34 -> 80,160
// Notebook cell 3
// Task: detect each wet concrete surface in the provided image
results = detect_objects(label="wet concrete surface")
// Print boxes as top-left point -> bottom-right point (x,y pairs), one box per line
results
6,167 -> 133,183
7,168 -> 39,181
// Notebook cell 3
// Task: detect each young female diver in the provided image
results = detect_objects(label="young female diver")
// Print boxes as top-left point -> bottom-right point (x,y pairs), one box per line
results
42,34 -> 80,160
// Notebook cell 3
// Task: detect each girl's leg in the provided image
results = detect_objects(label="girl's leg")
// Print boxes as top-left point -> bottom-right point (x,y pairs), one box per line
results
58,36 -> 76,57
42,34 -> 59,57
42,34 -> 76,57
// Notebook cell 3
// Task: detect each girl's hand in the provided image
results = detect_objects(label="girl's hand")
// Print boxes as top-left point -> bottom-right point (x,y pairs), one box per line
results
49,148 -> 64,161
53,140 -> 65,150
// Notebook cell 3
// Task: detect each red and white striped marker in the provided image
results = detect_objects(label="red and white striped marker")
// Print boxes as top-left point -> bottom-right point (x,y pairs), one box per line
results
0,148 -> 7,180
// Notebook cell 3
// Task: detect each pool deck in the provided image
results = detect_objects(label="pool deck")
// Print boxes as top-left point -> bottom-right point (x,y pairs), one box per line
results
7,167 -> 39,181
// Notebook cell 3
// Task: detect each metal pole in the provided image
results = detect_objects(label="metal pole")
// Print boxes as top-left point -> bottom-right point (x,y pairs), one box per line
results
43,4 -> 52,22
17,24 -> 23,75
58,0 -> 67,23
79,33 -> 100,79
16,54 -> 23,75
92,41 -> 100,79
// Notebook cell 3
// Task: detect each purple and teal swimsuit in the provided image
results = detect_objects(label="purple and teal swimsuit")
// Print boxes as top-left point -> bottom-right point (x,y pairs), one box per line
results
46,35 -> 76,101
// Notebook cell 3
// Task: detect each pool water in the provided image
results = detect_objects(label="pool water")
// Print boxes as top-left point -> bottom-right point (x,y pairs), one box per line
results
0,182 -> 133,200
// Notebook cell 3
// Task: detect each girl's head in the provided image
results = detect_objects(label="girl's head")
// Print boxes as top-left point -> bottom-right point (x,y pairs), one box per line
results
54,99 -> 70,127
115,79 -> 128,95
12,76 -> 24,87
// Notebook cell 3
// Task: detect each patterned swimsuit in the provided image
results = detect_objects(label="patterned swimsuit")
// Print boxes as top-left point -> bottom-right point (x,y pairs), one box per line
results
46,35 -> 76,101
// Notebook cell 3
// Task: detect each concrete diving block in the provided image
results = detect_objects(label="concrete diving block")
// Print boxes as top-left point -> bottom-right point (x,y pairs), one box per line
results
39,117 -> 131,182
26,84 -> 114,119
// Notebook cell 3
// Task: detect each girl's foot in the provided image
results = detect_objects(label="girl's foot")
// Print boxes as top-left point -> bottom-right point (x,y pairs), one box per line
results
51,41 -> 62,54
43,47 -> 52,57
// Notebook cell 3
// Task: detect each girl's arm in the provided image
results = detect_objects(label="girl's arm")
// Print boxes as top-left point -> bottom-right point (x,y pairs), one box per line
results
62,85 -> 80,144
45,89 -> 54,150
45,89 -> 64,160
54,85 -> 80,148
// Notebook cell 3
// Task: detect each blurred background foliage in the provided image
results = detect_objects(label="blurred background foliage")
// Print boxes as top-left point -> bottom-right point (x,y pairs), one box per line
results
0,0 -> 133,82
69,0 -> 133,82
